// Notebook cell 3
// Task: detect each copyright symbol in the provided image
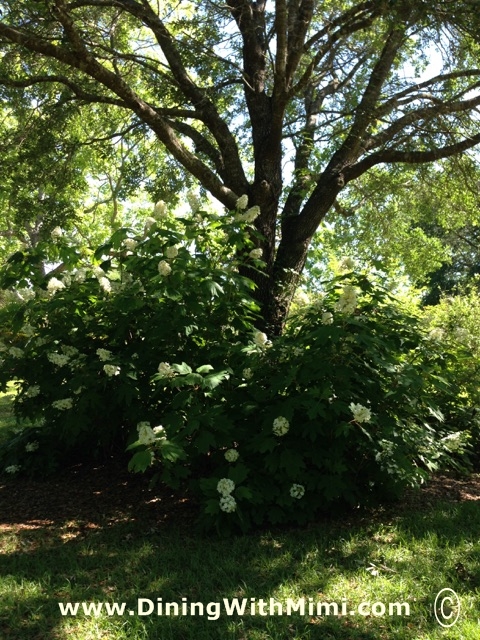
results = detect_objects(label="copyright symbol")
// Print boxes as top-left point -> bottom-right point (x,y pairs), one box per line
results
434,588 -> 460,628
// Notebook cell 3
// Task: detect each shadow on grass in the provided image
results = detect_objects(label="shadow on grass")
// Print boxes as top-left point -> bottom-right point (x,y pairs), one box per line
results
1,484 -> 480,639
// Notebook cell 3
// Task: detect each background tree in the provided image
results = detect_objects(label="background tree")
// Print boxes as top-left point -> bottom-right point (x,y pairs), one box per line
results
1,0 -> 480,332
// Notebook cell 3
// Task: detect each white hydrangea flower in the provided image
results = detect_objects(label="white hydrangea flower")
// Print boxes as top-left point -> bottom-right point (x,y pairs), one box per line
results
153,425 -> 166,438
24,385 -> 40,398
340,256 -> 355,271
144,216 -> 156,233
428,328 -> 444,341
187,191 -> 201,213
137,421 -> 156,445
249,248 -> 263,260
295,290 -> 310,306
335,285 -> 357,314
61,345 -> 79,357
47,353 -> 70,367
349,402 -> 372,423
454,327 -> 470,342
224,449 -> 239,462
98,277 -> 112,293
219,495 -> 237,513
51,226 -> 63,241
290,484 -> 305,499
158,362 -> 175,378
236,194 -> 249,210
154,200 -> 168,219
97,348 -> 113,361
253,331 -> 269,349
322,312 -> 334,325
165,245 -> 179,260
217,478 -> 235,495
52,398 -> 73,411
158,260 -> 172,276
25,441 -> 39,452
103,364 -> 120,376
21,324 -> 36,338
5,465 -> 20,474
123,238 -> 138,252
236,205 -> 260,223
242,367 -> 253,380
9,347 -> 24,359
47,277 -> 65,295
74,268 -> 87,283
272,416 -> 289,436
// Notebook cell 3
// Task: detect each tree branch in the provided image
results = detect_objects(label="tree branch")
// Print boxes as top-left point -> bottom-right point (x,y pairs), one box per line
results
344,134 -> 480,182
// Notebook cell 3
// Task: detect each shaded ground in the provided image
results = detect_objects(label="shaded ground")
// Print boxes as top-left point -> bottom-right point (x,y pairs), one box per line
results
0,458 -> 198,535
1,458 -> 479,535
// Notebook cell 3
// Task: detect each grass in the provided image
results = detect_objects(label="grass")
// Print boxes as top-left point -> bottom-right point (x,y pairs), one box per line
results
0,394 -> 479,639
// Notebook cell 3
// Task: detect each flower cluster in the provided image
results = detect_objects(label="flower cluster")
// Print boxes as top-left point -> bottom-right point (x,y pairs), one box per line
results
21,324 -> 36,338
104,364 -> 120,376
158,260 -> 172,276
97,348 -> 113,361
165,245 -> 179,260
144,217 -> 156,233
98,276 -> 112,294
272,416 -> 289,436
24,385 -> 40,398
235,206 -> 260,223
242,367 -> 253,380
137,421 -> 156,446
47,277 -> 65,295
123,238 -> 138,252
47,352 -> 70,367
5,464 -> 20,474
253,331 -> 269,349
340,256 -> 355,272
236,194 -> 248,210
187,191 -> 201,213
217,478 -> 236,512
322,312 -> 334,325
25,441 -> 39,452
158,362 -> 175,378
335,285 -> 357,314
249,248 -> 263,260
51,226 -> 64,241
61,345 -> 79,357
349,402 -> 372,423
428,328 -> 444,342
52,398 -> 73,411
217,478 -> 235,495
224,449 -> 239,462
154,200 -> 168,219
289,484 -> 305,499
219,495 -> 237,512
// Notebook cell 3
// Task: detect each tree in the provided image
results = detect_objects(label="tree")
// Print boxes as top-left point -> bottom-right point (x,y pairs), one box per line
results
1,0 -> 480,333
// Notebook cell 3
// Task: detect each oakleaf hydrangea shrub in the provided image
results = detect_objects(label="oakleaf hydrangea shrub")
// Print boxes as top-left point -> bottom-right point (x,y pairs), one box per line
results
0,202 -> 261,475
421,285 -> 480,467
128,273 -> 472,533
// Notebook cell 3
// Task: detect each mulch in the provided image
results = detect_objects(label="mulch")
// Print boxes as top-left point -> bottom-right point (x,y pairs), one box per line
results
0,458 -> 198,534
0,459 -> 479,535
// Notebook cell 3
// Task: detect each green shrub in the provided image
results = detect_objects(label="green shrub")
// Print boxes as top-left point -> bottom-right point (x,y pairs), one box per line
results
0,203 -> 473,532
0,203 -> 260,474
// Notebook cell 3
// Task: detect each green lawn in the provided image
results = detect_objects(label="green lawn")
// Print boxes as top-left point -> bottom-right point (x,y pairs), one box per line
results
0,392 -> 479,639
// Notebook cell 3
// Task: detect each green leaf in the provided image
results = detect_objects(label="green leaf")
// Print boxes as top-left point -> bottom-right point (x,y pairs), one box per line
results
128,450 -> 153,472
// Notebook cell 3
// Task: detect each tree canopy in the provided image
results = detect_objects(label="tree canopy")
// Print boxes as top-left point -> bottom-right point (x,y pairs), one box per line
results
1,0 -> 480,332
